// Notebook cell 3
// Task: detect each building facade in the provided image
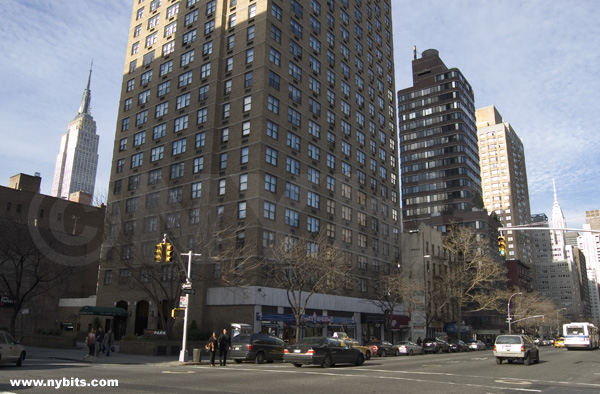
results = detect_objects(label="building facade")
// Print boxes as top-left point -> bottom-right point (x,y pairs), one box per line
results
475,105 -> 532,264
98,0 -> 402,342
397,48 -> 483,232
51,67 -> 100,202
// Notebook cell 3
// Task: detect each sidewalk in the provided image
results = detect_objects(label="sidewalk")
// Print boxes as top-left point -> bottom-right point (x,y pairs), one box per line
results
26,342 -> 189,366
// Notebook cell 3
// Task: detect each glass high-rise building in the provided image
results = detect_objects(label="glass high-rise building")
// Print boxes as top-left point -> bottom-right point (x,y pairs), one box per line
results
98,0 -> 401,340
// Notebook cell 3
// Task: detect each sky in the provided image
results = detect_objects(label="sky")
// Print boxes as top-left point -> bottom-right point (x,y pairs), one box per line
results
1,0 -> 598,230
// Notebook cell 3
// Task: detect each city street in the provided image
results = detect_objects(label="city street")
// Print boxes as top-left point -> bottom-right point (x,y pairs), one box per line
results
2,346 -> 600,393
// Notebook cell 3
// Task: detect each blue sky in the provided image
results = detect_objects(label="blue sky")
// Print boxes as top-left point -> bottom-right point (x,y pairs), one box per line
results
1,0 -> 598,230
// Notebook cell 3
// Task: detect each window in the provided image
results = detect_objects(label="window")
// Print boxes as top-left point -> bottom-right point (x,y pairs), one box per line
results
131,153 -> 143,168
290,40 -> 302,58
308,143 -> 320,160
204,19 -> 215,34
307,216 -> 320,232
180,49 -> 194,66
286,182 -> 299,201
287,132 -> 300,151
195,132 -> 205,148
290,19 -> 303,38
222,103 -> 231,119
308,120 -> 320,138
265,147 -> 278,165
246,48 -> 254,63
206,0 -> 216,15
183,29 -> 196,45
243,95 -> 252,112
308,167 -> 320,184
288,107 -> 301,126
272,3 -> 282,20
167,3 -> 179,17
267,120 -> 279,139
285,209 -> 299,227
269,47 -> 281,66
221,128 -> 229,143
136,110 -> 148,125
201,62 -> 211,78
267,96 -> 279,114
133,131 -> 145,147
245,71 -> 253,88
219,153 -> 228,169
264,174 -> 277,192
157,81 -> 170,96
193,156 -> 204,173
119,138 -> 127,152
264,201 -> 276,220
172,138 -> 186,155
150,146 -> 164,162
247,25 -> 255,41
271,25 -> 281,43
179,71 -> 193,87
155,102 -> 168,117
238,201 -> 247,219
197,108 -> 208,124
242,121 -> 251,136
153,123 -> 166,139
219,179 -> 226,195
176,93 -> 190,109
240,147 -> 249,164
185,9 -> 199,25
286,157 -> 300,175
191,182 -> 202,199
307,191 -> 320,209
170,162 -> 184,179
289,61 -> 302,80
269,71 -> 280,89
174,115 -> 188,132
198,84 -> 209,101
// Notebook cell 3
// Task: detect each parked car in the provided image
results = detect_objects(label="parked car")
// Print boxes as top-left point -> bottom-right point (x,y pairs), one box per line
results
344,338 -> 372,360
394,340 -> 423,356
468,339 -> 486,350
229,333 -> 285,364
448,339 -> 469,352
493,334 -> 539,365
0,331 -> 26,366
283,337 -> 365,368
422,337 -> 450,354
365,340 -> 398,357
554,337 -> 565,348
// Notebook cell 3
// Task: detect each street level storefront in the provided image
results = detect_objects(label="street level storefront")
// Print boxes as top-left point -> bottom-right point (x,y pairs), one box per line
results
256,312 -> 356,341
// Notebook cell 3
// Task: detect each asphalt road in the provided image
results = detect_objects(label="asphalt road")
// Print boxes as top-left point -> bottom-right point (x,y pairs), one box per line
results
2,346 -> 600,394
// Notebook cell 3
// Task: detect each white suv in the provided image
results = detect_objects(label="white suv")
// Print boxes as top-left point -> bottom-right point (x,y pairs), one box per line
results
493,335 -> 539,365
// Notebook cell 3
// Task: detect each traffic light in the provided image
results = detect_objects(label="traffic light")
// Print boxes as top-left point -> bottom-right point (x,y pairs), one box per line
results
165,243 -> 174,262
498,236 -> 507,257
154,243 -> 164,263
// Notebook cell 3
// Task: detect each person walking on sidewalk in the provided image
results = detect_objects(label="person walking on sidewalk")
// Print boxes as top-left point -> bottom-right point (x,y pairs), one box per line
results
218,328 -> 231,366
95,327 -> 105,358
83,328 -> 96,363
205,331 -> 218,366
103,329 -> 115,356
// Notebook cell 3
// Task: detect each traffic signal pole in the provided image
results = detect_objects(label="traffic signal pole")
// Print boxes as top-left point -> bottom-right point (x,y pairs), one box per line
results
179,250 -> 201,363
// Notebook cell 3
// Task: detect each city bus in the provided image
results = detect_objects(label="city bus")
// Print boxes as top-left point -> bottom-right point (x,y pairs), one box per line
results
563,322 -> 599,350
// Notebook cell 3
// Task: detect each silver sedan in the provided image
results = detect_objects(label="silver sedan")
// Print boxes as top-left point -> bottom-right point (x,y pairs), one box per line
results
394,340 -> 423,356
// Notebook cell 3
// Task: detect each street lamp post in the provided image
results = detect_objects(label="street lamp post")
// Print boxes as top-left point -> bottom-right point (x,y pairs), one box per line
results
508,292 -> 523,335
178,250 -> 201,363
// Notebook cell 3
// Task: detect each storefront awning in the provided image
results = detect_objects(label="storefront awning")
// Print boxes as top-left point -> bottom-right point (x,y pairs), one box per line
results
79,306 -> 128,317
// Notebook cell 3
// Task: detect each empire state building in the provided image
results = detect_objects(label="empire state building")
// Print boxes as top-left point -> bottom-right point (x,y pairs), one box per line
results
51,65 -> 100,201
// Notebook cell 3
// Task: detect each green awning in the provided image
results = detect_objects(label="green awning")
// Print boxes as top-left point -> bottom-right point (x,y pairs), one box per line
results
79,306 -> 128,317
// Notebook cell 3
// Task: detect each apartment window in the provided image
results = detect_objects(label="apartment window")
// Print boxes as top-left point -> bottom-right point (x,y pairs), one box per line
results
150,146 -> 164,162
197,108 -> 208,124
219,179 -> 226,195
153,123 -> 166,139
136,110 -> 148,125
243,96 -> 252,112
242,121 -> 251,136
131,153 -> 143,168
166,3 -> 179,17
141,70 -> 152,85
183,29 -> 196,45
201,62 -> 211,78
307,216 -> 319,233
195,132 -> 205,148
309,77 -> 320,94
326,175 -> 335,191
307,191 -> 320,209
288,107 -> 301,126
289,61 -> 302,80
286,157 -> 300,175
191,182 -> 202,199
272,3 -> 282,20
238,201 -> 247,219
185,9 -> 199,25
287,132 -> 301,151
170,162 -> 185,179
271,25 -> 281,43
240,147 -> 249,164
247,25 -> 255,40
286,182 -> 299,201
204,20 -> 215,34
244,71 -> 253,88
223,103 -> 231,119
267,120 -> 279,139
308,120 -> 320,138
198,84 -> 209,101
264,202 -> 276,220
119,138 -> 127,152
168,187 -> 183,204
180,50 -> 194,66
133,131 -> 145,147
128,175 -> 140,191
172,139 -> 186,155
157,81 -> 170,96
269,71 -> 280,89
269,48 -> 281,66
174,115 -> 188,132
206,0 -> 216,15
239,173 -> 248,191
265,174 -> 277,192
219,153 -> 228,169
179,71 -> 193,87
285,209 -> 299,227
265,147 -> 278,165
162,41 -> 175,56
246,48 -> 254,64
193,156 -> 204,173
308,167 -> 320,184
155,102 -> 168,118
308,143 -> 320,160
159,60 -> 173,77
176,93 -> 190,109
267,96 -> 279,114
145,32 -> 157,48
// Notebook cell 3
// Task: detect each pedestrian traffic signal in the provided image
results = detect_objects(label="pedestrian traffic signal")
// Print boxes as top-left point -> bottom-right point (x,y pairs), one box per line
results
154,243 -> 164,263
165,243 -> 174,262
498,236 -> 507,257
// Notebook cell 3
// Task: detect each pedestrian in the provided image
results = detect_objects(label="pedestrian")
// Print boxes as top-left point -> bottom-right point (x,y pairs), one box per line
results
95,327 -> 105,358
205,331 -> 218,366
218,328 -> 231,366
83,328 -> 96,363
103,329 -> 115,356
416,337 -> 422,346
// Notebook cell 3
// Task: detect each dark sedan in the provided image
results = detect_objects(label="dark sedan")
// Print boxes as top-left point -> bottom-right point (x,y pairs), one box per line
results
365,340 -> 398,357
283,337 -> 365,368
422,337 -> 450,354
448,339 -> 469,352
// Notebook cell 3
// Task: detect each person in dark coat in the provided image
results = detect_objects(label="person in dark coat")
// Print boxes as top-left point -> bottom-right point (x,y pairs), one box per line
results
218,328 -> 231,366
95,327 -> 105,357
205,332 -> 218,366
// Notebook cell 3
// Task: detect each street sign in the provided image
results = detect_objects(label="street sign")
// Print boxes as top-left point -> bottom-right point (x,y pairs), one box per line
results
181,282 -> 192,289
182,288 -> 196,295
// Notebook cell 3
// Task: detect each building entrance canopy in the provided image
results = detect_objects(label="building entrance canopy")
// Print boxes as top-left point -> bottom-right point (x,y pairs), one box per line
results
79,306 -> 128,317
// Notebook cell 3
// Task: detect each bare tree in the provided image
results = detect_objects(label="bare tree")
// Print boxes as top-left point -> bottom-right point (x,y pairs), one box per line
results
442,224 -> 507,338
502,291 -> 557,335
263,231 -> 353,343
0,218 -> 72,337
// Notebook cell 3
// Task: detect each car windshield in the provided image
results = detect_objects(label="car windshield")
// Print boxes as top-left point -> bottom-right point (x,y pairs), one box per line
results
396,341 -> 408,345
496,336 -> 522,344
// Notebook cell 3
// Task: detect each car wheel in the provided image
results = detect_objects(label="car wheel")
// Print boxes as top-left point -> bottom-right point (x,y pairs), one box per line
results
254,352 -> 265,364
321,355 -> 332,368
408,350 -> 413,356
16,352 -> 25,367
534,352 -> 540,364
495,357 -> 502,365
293,363 -> 302,367
395,349 -> 400,356
365,351 -> 371,360
234,359 -> 243,364
380,350 -> 386,357
525,353 -> 532,365
355,353 -> 365,366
